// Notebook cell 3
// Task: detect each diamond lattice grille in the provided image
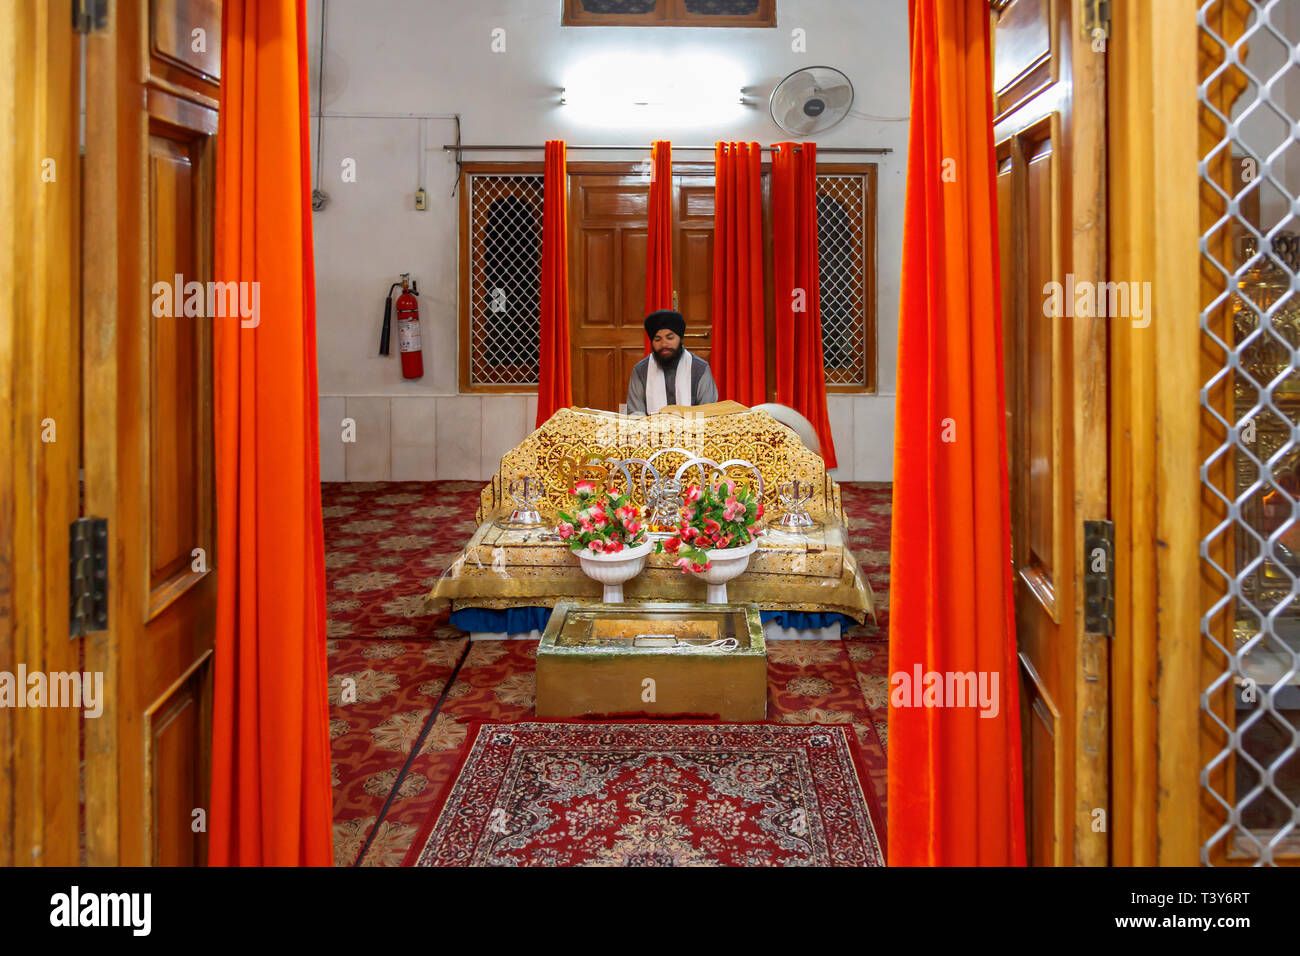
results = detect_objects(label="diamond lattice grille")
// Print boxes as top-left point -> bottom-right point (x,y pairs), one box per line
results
1200,0 -> 1300,865
469,174 -> 544,387
817,175 -> 868,387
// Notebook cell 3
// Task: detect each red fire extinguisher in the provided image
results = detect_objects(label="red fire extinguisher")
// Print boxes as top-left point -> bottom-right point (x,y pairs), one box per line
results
379,273 -> 424,379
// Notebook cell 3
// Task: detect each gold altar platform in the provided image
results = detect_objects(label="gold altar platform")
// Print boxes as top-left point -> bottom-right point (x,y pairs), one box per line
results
424,406 -> 875,623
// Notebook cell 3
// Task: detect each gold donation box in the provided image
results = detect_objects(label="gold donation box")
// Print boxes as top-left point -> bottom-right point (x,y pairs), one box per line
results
536,602 -> 768,722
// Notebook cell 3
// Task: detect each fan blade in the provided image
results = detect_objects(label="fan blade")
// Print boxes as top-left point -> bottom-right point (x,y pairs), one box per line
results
782,103 -> 815,135
781,72 -> 817,102
818,84 -> 854,110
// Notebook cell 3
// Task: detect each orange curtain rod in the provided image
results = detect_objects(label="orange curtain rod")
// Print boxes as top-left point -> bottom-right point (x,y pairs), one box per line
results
442,144 -> 892,154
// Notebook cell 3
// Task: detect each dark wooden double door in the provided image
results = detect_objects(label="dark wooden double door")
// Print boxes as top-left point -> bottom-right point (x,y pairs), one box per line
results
567,163 -> 715,411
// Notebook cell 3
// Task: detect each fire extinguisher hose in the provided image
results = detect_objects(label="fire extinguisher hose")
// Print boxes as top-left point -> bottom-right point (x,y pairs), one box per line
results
379,281 -> 401,355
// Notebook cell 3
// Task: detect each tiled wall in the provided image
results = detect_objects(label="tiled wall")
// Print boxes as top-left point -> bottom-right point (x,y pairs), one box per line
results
320,393 -> 892,482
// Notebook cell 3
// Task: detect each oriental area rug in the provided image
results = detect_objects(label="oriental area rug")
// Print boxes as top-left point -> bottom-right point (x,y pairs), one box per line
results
402,720 -> 885,867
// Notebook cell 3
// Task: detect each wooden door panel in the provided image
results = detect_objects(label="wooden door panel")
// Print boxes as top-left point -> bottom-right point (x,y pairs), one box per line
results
578,348 -> 618,413
579,229 -> 617,329
83,0 -> 219,866
148,135 -> 203,597
620,230 -> 648,330
992,0 -> 1055,119
1024,128 -> 1058,605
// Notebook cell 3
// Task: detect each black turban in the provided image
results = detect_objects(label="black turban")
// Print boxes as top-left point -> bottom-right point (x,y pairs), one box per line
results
644,309 -> 686,339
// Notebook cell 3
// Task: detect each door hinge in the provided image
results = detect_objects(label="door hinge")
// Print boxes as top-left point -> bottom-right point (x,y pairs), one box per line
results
1083,0 -> 1110,43
73,0 -> 108,34
69,517 -> 108,637
1083,519 -> 1114,636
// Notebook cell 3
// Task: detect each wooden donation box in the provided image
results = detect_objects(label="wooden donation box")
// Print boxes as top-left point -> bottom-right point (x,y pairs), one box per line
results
536,602 -> 767,722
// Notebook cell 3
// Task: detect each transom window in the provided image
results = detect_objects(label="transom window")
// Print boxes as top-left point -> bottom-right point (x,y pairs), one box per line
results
563,0 -> 775,28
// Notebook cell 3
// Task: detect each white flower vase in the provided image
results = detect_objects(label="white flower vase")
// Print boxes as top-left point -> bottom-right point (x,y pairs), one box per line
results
577,539 -> 654,603
696,538 -> 760,604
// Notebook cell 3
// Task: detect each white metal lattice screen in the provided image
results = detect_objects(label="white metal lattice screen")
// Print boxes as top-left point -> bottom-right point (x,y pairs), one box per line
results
468,174 -> 544,387
1200,0 -> 1300,865
817,174 -> 870,388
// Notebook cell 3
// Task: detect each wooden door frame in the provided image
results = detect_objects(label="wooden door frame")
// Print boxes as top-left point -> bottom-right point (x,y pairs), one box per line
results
0,1 -> 84,867
1106,0 -> 1202,866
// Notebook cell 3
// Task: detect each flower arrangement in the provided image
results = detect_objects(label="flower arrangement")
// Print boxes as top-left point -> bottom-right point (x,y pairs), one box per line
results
556,480 -> 648,555
658,478 -> 763,573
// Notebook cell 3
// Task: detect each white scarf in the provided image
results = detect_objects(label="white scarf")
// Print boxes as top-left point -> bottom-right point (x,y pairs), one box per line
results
645,348 -> 694,415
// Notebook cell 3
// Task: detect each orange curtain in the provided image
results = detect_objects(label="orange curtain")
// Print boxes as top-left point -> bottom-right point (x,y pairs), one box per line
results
644,140 -> 674,352
888,0 -> 1025,865
210,0 -> 334,866
537,140 -> 572,427
772,142 -> 837,468
710,142 -> 765,406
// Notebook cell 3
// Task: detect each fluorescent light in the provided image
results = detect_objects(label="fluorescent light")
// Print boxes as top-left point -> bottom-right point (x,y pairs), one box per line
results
560,52 -> 746,127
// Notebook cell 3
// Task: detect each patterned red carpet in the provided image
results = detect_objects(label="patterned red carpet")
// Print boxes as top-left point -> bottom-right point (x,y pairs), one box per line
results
324,480 -> 892,867
404,721 -> 884,867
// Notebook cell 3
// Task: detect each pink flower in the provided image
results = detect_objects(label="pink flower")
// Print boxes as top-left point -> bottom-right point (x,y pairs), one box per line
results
685,485 -> 701,504
674,557 -> 693,572
616,505 -> 637,522
587,540 -> 604,553
718,534 -> 733,549
625,520 -> 642,535
690,562 -> 710,573
580,519 -> 593,533
557,521 -> 574,539
703,518 -> 720,535
681,525 -> 697,542
723,478 -> 736,496
756,502 -> 764,519
606,539 -> 624,553
574,480 -> 596,497
723,498 -> 744,522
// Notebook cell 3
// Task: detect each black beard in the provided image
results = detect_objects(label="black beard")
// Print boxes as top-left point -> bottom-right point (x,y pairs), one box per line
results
652,345 -> 684,368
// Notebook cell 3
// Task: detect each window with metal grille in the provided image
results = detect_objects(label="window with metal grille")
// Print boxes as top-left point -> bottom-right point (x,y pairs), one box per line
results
562,0 -> 774,27
816,171 -> 876,391
461,172 -> 544,389
1200,0 -> 1300,864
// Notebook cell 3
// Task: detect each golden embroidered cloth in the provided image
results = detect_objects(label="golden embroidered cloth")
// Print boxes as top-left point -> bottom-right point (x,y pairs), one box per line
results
427,406 -> 875,623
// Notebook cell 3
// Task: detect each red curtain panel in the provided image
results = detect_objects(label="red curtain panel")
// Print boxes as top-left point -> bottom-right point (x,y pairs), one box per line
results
537,140 -> 573,427
888,0 -> 1025,866
710,141 -> 766,405
210,0 -> 334,866
644,140 -> 674,352
772,142 -> 838,468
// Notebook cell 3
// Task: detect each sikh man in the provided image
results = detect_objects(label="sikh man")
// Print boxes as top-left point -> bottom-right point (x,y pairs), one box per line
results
624,309 -> 719,416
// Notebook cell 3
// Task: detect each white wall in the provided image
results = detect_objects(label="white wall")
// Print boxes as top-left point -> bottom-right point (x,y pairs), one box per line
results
307,0 -> 909,481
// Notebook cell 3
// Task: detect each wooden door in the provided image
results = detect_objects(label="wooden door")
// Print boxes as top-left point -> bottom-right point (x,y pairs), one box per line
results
568,168 -> 650,412
0,0 -> 84,866
992,0 -> 1109,865
568,163 -> 716,410
82,0 -> 221,866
